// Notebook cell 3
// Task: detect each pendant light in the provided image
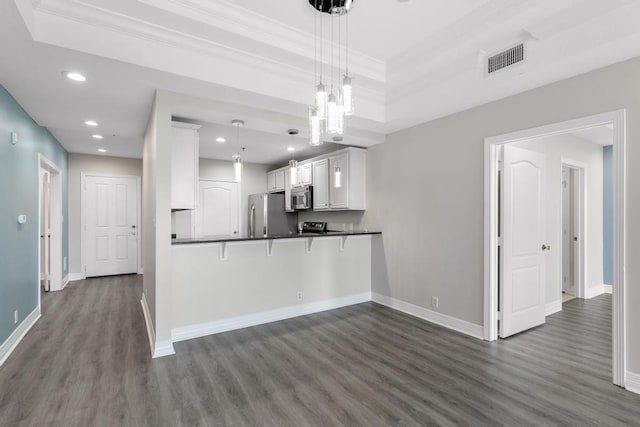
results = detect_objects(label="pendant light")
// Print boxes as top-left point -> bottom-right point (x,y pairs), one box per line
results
289,159 -> 298,186
309,106 -> 322,145
342,8 -> 354,116
309,0 -> 354,144
231,119 -> 244,182
334,166 -> 342,188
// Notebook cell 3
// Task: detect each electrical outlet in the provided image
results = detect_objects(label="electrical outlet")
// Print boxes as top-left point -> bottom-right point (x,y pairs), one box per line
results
14,310 -> 18,324
431,296 -> 439,309
297,291 -> 302,301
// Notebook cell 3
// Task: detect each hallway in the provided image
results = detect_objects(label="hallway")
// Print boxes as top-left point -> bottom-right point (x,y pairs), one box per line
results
0,276 -> 638,426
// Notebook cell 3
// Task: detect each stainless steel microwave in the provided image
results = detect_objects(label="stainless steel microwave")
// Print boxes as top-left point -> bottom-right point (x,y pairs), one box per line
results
292,185 -> 312,210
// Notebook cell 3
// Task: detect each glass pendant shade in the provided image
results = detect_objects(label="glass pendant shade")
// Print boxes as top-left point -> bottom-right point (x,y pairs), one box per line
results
336,104 -> 345,135
315,83 -> 328,120
234,156 -> 242,182
342,76 -> 353,116
289,160 -> 298,185
334,166 -> 342,188
309,107 -> 322,145
326,93 -> 338,134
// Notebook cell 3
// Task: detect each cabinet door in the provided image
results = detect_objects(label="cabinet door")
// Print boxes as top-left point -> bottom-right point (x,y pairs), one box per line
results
275,170 -> 285,191
312,160 -> 329,210
171,126 -> 199,210
267,172 -> 277,192
329,154 -> 349,209
300,163 -> 313,186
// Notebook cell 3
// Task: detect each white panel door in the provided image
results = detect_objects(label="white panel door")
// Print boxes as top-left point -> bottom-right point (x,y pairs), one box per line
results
86,176 -> 138,277
500,146 -> 546,338
195,181 -> 239,237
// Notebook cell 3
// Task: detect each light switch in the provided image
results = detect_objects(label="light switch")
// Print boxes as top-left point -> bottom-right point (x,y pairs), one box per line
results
10,132 -> 18,145
17,214 -> 27,224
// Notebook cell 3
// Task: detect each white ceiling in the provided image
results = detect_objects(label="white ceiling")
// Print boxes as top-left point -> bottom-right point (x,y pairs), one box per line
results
190,118 -> 346,165
3,0 -> 640,160
572,125 -> 614,146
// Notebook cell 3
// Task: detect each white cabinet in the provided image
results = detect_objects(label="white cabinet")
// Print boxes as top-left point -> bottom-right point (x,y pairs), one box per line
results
312,159 -> 329,210
267,169 -> 286,193
296,163 -> 313,187
171,122 -> 200,210
329,153 -> 349,209
312,148 -> 366,211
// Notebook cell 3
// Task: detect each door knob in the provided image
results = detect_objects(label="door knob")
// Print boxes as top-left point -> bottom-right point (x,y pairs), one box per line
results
542,244 -> 551,251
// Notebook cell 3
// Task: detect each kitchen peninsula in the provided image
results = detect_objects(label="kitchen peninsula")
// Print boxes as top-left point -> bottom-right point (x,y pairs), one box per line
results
170,230 -> 380,344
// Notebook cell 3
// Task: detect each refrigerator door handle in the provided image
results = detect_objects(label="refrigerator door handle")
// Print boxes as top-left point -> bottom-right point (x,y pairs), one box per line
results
249,205 -> 255,238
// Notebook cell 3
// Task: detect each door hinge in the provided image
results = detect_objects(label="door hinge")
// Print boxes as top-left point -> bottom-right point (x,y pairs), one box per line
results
497,237 -> 503,247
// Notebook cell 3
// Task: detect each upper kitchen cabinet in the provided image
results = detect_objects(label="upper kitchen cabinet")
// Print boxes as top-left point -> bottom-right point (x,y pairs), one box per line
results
313,147 -> 366,211
267,168 -> 286,193
171,122 -> 200,210
296,162 -> 313,187
312,159 -> 329,210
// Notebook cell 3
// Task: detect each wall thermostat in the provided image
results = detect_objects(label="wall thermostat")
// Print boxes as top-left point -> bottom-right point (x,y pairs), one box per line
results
11,132 -> 18,145
17,215 -> 27,224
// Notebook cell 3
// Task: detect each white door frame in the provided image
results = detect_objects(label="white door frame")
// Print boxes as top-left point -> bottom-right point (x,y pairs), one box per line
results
81,173 -> 142,278
484,110 -> 626,387
560,159 -> 587,300
37,154 -> 63,297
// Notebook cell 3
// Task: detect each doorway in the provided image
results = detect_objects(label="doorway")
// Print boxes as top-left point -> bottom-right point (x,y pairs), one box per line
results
561,162 -> 586,302
38,154 -> 63,295
81,174 -> 141,278
484,110 -> 626,387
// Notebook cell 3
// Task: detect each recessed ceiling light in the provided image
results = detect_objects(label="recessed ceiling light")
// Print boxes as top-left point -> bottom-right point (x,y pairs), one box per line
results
216,137 -> 226,143
287,147 -> 295,152
98,149 -> 106,153
92,134 -> 103,140
62,71 -> 87,82
85,120 -> 98,127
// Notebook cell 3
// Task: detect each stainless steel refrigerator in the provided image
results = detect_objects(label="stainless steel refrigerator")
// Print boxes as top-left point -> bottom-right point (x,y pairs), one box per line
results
248,193 -> 297,237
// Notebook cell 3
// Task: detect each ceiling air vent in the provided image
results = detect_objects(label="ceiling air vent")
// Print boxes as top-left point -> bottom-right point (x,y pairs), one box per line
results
487,43 -> 525,74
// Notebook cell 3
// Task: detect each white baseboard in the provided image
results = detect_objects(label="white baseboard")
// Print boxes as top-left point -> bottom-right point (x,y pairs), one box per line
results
62,274 -> 69,289
626,371 -> 640,395
0,306 -> 41,367
68,273 -> 85,282
172,292 -> 372,343
137,268 -> 143,275
545,300 -> 562,316
603,284 -> 612,294
585,285 -> 605,299
141,293 -> 175,358
372,292 -> 484,340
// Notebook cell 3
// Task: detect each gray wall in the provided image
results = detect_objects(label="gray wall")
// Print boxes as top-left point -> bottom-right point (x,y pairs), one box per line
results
0,85 -> 68,344
363,57 -> 640,373
199,158 -> 269,236
68,153 -> 142,276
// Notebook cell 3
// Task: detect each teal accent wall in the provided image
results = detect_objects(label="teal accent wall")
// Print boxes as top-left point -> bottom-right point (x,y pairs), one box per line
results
603,145 -> 613,286
0,85 -> 68,344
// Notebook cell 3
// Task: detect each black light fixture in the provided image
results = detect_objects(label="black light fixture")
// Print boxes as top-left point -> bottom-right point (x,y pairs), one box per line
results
308,0 -> 354,15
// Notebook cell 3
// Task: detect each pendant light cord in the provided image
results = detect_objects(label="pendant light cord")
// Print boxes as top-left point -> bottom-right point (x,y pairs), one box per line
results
330,9 -> 334,93
346,8 -> 349,76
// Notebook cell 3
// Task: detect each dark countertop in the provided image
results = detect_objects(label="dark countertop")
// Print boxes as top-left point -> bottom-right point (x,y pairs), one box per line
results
172,230 -> 381,245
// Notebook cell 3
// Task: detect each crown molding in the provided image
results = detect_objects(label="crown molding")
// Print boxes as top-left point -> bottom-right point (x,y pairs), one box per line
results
26,0 -> 386,122
137,0 -> 386,83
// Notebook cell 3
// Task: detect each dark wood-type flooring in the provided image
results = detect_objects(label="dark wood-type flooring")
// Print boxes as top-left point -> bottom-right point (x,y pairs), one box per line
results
1,275 -> 639,426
